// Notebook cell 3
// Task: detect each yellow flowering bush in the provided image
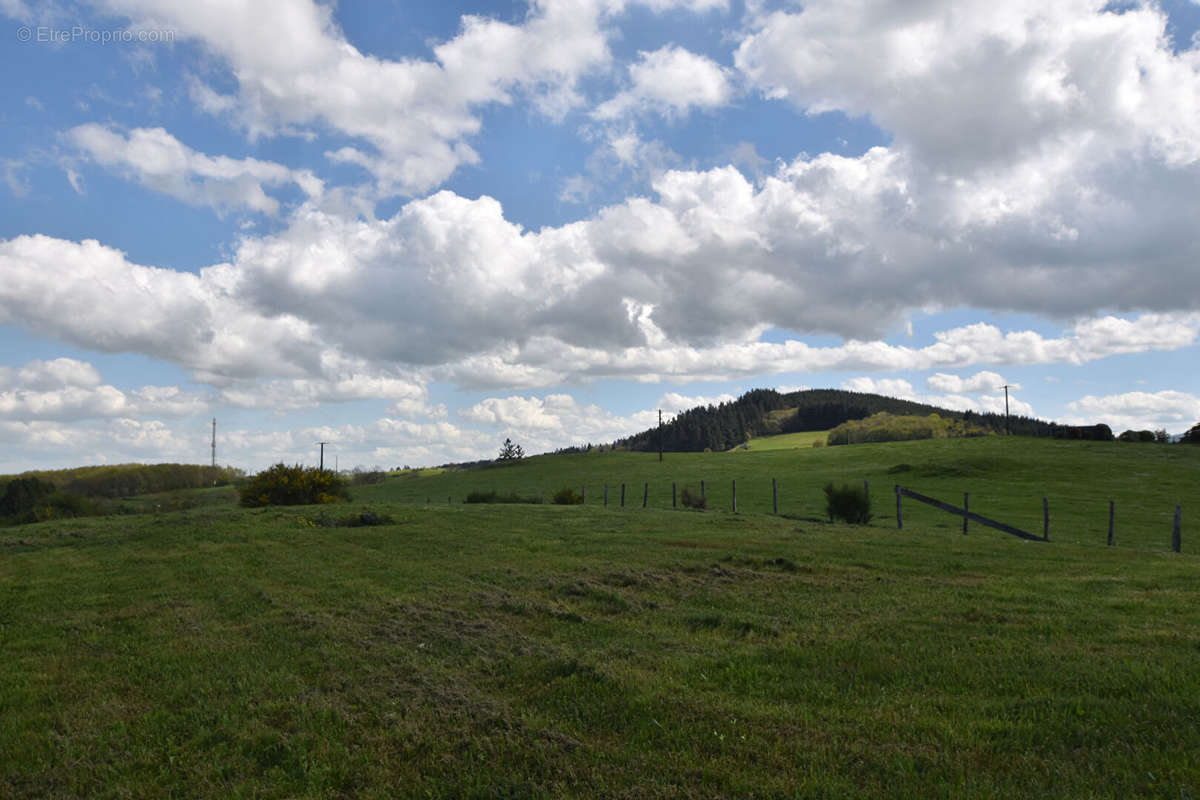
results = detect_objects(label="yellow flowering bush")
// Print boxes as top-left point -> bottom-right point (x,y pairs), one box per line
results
238,463 -> 350,507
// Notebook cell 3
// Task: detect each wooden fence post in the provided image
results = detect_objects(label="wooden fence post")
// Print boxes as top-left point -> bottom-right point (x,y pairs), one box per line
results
963,493 -> 969,535
1173,505 -> 1182,553
581,485 -> 586,504
538,489 -> 543,504
732,480 -> 737,513
701,480 -> 706,505
1043,497 -> 1050,542
896,485 -> 1040,542
672,482 -> 677,509
895,485 -> 903,530
621,483 -> 626,508
772,478 -> 778,515
604,484 -> 608,507
643,482 -> 648,509
1107,500 -> 1115,546
448,496 -> 452,505
864,480 -> 870,510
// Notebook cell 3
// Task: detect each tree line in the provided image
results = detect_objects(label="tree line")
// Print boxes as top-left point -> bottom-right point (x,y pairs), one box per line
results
613,388 -> 1127,453
0,463 -> 244,524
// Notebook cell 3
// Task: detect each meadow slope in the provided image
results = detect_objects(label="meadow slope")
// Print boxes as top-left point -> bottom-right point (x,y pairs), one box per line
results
368,436 -> 1200,553
1,437 -> 1198,798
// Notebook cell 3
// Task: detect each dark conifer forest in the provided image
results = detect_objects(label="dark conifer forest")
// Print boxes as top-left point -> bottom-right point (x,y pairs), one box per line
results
613,388 -> 1089,453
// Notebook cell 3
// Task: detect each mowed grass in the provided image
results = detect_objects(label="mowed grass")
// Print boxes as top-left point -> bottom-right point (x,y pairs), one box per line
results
2,438 -> 1199,797
743,430 -> 830,451
1,507 -> 1198,795
373,436 -> 1200,553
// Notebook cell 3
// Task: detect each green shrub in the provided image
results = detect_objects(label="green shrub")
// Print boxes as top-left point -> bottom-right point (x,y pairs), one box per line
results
36,492 -> 100,521
680,487 -> 707,510
552,487 -> 584,505
824,482 -> 871,524
239,464 -> 350,508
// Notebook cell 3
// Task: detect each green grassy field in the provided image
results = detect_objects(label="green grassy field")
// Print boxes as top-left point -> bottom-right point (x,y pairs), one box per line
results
2,437 -> 1198,798
743,430 -> 830,451
375,436 -> 1198,553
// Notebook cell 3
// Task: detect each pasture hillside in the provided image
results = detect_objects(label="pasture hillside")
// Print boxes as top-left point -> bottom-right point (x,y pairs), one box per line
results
370,436 -> 1199,553
2,438 -> 1198,796
1,497 -> 1198,798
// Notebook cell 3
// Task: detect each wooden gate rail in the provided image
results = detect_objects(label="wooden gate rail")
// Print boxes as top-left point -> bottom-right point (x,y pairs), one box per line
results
895,485 -> 1045,542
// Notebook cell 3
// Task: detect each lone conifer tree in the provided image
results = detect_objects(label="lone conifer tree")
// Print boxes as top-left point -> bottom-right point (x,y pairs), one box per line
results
498,438 -> 525,460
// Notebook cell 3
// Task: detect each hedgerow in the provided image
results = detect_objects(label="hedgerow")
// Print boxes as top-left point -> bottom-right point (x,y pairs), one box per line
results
464,490 -> 541,504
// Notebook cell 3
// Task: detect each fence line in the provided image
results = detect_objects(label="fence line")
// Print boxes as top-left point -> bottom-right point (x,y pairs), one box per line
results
438,478 -> 1184,552
895,485 -> 1044,542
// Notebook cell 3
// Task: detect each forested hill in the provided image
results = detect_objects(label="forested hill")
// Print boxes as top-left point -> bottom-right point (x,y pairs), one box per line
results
613,388 -> 1059,453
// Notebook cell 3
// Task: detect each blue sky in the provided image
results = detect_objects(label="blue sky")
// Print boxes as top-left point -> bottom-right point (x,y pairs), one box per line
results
2,0 -> 1200,473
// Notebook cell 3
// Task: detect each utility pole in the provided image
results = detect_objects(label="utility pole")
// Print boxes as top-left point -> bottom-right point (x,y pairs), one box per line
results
1000,385 -> 1012,435
211,418 -> 216,468
317,441 -> 328,471
658,409 -> 663,463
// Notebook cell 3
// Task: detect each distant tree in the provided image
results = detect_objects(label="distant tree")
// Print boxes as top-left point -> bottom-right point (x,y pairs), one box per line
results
1154,429 -> 1169,444
1118,429 -> 1156,443
0,477 -> 54,518
497,438 -> 525,461
1181,422 -> 1200,444
1054,423 -> 1114,442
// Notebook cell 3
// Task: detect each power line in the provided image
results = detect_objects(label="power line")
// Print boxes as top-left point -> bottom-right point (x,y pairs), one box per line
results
999,385 -> 1013,435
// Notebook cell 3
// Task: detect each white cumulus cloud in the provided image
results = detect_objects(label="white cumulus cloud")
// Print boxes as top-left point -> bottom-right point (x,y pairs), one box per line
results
594,45 -> 733,120
841,377 -> 917,399
927,371 -> 1018,394
1065,390 -> 1200,433
67,124 -> 323,214
98,0 -> 616,195
461,393 -> 656,450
